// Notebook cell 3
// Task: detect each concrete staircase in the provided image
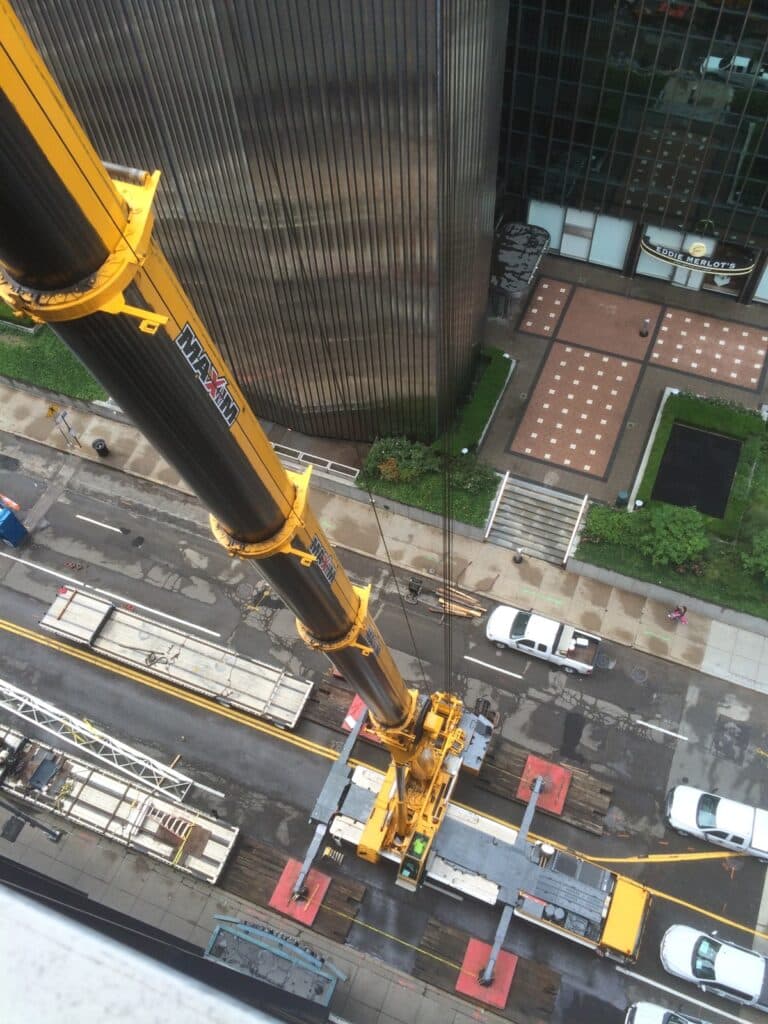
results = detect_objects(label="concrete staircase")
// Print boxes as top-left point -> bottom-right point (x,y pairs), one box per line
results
486,476 -> 588,565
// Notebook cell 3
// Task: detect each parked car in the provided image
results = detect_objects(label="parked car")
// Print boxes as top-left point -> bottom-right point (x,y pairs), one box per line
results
625,1002 -> 711,1024
485,605 -> 601,675
700,54 -> 768,87
665,784 -> 768,861
660,925 -> 768,1011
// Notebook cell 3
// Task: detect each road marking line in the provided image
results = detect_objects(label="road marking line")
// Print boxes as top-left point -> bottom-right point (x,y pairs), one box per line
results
0,551 -> 220,637
583,850 -> 746,864
75,513 -> 123,533
463,656 -> 523,679
5,616 -> 768,949
0,617 -> 333,759
634,719 -> 688,741
615,967 -> 746,1023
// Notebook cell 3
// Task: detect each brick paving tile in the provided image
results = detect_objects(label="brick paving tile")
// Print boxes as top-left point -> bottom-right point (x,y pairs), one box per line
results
519,278 -> 572,336
511,343 -> 640,477
555,286 -> 661,359
652,308 -> 768,390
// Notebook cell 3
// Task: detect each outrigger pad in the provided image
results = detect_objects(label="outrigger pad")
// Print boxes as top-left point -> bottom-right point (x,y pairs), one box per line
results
455,938 -> 518,1008
517,754 -> 572,815
342,695 -> 381,744
269,859 -> 331,926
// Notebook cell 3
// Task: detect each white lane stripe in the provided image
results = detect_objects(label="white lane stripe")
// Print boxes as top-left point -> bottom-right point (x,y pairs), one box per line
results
75,514 -> 124,534
0,551 -> 221,638
615,966 -> 746,1023
464,655 -> 523,680
634,719 -> 689,741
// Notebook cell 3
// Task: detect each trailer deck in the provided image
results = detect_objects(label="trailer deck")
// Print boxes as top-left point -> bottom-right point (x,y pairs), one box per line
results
0,723 -> 238,883
41,587 -> 312,728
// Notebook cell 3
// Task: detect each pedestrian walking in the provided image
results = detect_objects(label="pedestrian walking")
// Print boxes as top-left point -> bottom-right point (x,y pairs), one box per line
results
667,605 -> 687,624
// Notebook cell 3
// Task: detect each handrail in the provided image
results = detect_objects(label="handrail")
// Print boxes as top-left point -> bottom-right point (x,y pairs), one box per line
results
627,386 -> 679,512
271,442 -> 359,481
483,470 -> 510,541
563,493 -> 590,565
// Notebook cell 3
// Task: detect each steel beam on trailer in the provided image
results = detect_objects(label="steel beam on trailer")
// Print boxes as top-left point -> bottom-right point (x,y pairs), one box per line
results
0,678 -> 222,803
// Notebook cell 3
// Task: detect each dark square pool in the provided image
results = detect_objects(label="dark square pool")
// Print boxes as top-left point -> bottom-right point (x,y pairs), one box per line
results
651,423 -> 741,518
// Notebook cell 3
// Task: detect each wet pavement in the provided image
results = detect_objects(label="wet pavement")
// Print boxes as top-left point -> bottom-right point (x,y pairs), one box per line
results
2,256 -> 768,1020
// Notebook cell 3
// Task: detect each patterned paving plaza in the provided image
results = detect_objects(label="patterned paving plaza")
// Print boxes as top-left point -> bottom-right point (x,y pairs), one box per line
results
652,310 -> 768,390
511,344 -> 641,477
513,278 -> 768,478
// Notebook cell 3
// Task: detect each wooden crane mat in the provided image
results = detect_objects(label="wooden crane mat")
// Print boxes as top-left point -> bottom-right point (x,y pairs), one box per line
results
478,739 -> 612,835
414,918 -> 558,1022
220,836 -> 364,944
304,678 -> 354,731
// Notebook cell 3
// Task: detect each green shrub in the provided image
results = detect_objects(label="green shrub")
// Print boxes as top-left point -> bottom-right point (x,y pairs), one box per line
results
633,504 -> 708,567
362,437 -> 441,484
451,456 -> 498,496
741,529 -> 768,583
582,505 -> 636,546
358,436 -> 498,527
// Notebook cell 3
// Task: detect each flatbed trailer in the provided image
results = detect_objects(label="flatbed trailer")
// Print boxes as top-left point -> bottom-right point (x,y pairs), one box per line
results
41,588 -> 312,728
331,765 -> 650,962
0,723 -> 238,883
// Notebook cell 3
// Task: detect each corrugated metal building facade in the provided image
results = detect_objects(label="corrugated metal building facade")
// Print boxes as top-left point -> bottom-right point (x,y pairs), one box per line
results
17,0 -> 507,440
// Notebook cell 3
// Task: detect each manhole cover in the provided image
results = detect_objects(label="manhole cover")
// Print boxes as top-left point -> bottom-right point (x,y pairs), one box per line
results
711,716 -> 750,764
630,666 -> 649,684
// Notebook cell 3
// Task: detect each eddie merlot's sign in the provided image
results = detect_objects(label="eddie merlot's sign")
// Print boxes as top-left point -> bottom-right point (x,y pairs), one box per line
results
640,237 -> 755,276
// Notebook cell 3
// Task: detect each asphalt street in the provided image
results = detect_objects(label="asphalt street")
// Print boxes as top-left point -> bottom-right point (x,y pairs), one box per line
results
2,433 -> 768,1023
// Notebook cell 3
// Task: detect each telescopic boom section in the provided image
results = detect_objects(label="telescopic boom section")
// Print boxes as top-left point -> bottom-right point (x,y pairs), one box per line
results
0,1 -> 469,877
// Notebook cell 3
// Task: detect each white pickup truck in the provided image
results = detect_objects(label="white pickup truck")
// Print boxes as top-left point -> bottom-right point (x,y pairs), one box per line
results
665,784 -> 768,862
486,605 -> 601,675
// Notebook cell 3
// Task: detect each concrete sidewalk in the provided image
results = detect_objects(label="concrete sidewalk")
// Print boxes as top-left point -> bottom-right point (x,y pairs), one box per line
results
2,376 -> 768,696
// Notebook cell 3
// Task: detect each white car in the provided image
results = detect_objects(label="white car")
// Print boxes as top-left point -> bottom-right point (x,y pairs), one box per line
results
700,54 -> 768,87
660,925 -> 768,1010
665,784 -> 768,861
625,1003 -> 711,1024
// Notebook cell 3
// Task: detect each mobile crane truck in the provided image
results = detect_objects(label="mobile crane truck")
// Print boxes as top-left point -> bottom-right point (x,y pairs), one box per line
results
0,0 -> 650,966
0,0 -> 488,888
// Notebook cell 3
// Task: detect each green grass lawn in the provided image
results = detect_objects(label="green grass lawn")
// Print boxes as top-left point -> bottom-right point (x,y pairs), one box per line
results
636,392 -> 765,540
440,347 -> 513,456
0,324 -> 107,401
578,393 -> 768,618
